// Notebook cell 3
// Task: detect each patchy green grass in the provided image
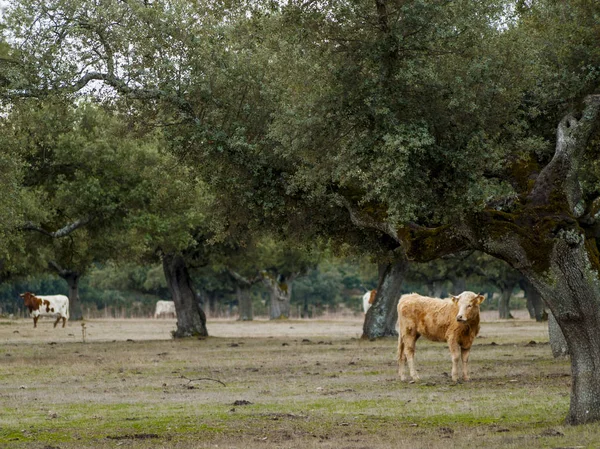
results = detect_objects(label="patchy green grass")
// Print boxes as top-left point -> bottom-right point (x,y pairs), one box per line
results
0,318 -> 597,448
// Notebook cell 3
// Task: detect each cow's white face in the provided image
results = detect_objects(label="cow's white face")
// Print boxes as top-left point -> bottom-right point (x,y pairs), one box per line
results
452,291 -> 485,322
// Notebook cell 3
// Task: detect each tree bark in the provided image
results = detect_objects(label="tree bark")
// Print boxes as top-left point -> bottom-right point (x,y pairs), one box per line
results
263,273 -> 295,320
236,285 -> 253,321
162,252 -> 208,338
498,282 -> 515,319
49,261 -> 82,321
362,258 -> 407,339
522,278 -> 547,321
450,277 -> 466,295
228,269 -> 260,321
548,310 -> 569,358
199,290 -> 218,317
428,280 -> 445,298
301,295 -> 312,318
63,271 -> 82,321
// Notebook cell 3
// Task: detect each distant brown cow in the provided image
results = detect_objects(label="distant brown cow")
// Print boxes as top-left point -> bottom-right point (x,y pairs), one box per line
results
397,291 -> 484,382
19,292 -> 70,328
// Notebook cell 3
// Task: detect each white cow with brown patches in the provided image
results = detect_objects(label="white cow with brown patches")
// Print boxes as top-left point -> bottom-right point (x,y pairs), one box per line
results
397,291 -> 484,382
362,290 -> 377,313
19,292 -> 69,328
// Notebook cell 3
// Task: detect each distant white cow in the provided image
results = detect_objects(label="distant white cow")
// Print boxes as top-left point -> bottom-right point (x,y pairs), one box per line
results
19,292 -> 69,328
154,300 -> 176,319
362,290 -> 377,313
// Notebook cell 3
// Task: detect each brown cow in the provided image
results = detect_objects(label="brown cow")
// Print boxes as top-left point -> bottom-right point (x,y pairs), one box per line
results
397,291 -> 484,382
19,292 -> 69,328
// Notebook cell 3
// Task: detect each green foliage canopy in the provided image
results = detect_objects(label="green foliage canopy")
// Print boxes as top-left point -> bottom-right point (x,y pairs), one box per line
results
1,97 -> 205,278
3,0 -> 600,264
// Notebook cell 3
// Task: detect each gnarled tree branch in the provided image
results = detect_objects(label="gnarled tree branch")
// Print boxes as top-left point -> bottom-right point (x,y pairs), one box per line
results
227,269 -> 261,287
336,195 -> 400,243
398,223 -> 470,263
5,71 -> 197,118
48,260 -> 72,277
22,217 -> 92,239
529,94 -> 600,212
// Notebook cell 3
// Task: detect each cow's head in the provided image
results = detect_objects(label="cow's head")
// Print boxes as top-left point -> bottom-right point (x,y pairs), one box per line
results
452,291 -> 485,322
19,292 -> 41,311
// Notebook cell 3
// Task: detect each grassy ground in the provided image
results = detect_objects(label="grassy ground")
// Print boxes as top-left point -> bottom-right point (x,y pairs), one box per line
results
0,315 -> 596,449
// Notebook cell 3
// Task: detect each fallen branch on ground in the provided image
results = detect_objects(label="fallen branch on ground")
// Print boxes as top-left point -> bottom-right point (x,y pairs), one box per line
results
178,374 -> 226,387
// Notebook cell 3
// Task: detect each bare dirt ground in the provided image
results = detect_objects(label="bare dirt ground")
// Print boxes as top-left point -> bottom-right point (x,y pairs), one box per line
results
0,313 -> 597,449
1,309 -> 540,344
0,316 -> 367,344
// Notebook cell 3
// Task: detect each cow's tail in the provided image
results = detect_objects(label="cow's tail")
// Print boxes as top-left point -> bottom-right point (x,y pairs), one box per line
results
396,297 -> 404,374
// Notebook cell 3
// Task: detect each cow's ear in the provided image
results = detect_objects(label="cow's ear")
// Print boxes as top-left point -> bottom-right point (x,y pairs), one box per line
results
19,293 -> 24,298
451,296 -> 459,304
476,294 -> 485,304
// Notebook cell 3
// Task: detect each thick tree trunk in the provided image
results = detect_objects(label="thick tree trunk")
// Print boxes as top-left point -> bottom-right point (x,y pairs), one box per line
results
196,292 -> 205,310
266,277 -> 292,320
450,277 -> 466,294
48,262 -> 82,321
470,97 -> 600,424
236,285 -> 253,321
228,270 -> 260,321
302,296 -> 311,318
498,282 -> 515,319
453,226 -> 600,424
492,238 -> 600,424
429,280 -> 444,298
522,278 -> 547,321
207,293 -> 218,316
518,240 -> 600,424
63,271 -> 82,321
362,259 -> 407,339
162,253 -> 208,338
197,290 -> 211,317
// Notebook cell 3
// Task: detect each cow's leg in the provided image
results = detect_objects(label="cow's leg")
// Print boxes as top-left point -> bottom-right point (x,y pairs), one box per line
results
33,316 -> 38,328
461,347 -> 471,381
397,335 -> 407,380
62,317 -> 67,328
448,341 -> 461,382
54,316 -> 60,328
404,335 -> 420,381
